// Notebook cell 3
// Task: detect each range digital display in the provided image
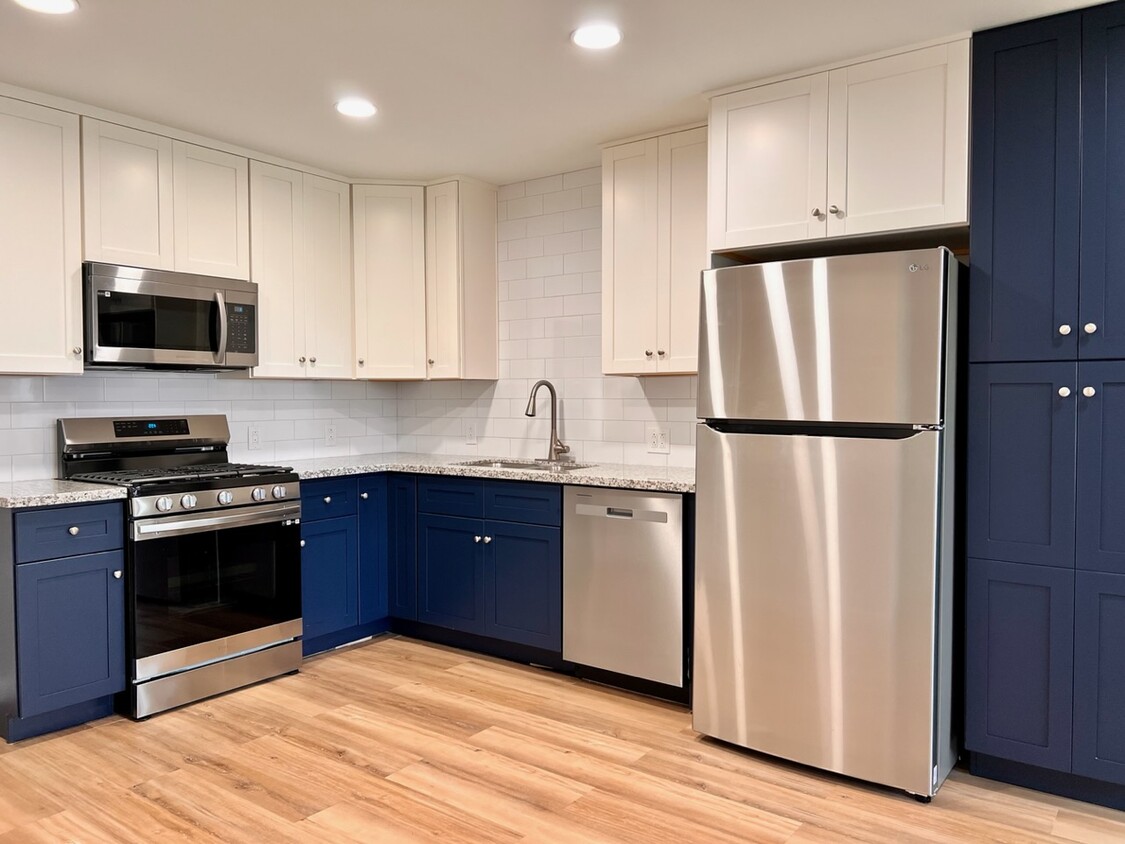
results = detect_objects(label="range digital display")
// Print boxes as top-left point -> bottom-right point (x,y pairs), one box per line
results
113,419 -> 190,438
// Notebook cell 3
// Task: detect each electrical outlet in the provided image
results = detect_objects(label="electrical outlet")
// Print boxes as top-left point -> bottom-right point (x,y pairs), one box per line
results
248,425 -> 261,451
646,424 -> 670,454
465,423 -> 477,445
325,423 -> 338,447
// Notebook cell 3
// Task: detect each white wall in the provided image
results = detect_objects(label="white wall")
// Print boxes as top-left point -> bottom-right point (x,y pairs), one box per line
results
0,166 -> 697,482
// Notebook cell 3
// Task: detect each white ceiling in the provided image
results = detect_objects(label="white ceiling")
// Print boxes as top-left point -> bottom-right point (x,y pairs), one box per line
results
0,0 -> 1094,185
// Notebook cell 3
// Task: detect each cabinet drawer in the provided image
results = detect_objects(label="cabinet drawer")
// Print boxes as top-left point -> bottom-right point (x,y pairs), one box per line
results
484,481 -> 561,527
300,478 -> 358,521
15,502 -> 124,564
417,477 -> 484,518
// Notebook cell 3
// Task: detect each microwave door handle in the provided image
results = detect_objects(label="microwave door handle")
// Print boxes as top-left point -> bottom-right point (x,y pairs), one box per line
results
214,290 -> 228,362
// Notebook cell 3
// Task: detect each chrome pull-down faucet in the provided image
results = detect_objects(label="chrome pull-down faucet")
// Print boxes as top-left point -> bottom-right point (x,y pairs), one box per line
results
525,379 -> 570,463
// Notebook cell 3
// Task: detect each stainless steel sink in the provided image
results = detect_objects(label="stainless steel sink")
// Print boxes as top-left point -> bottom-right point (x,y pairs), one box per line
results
456,458 -> 594,473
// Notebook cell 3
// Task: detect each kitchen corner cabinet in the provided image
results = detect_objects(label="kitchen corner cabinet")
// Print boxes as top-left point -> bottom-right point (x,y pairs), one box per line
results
250,161 -> 353,379
602,126 -> 707,375
708,38 -> 969,252
353,185 -> 427,379
82,119 -> 250,279
425,179 -> 499,380
387,475 -> 418,620
2,501 -> 126,742
0,96 -> 83,375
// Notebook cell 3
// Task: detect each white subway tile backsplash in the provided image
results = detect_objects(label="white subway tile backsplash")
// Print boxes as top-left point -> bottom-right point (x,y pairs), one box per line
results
497,219 -> 528,242
526,255 -> 565,278
544,274 -> 584,298
43,376 -> 105,402
524,175 -> 563,196
525,211 -> 566,238
542,188 -> 583,214
506,195 -> 544,219
507,237 -> 544,260
563,167 -> 601,189
563,250 -> 600,273
497,182 -> 526,201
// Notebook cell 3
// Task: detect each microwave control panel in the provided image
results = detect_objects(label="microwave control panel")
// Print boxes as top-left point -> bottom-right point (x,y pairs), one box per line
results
226,304 -> 256,353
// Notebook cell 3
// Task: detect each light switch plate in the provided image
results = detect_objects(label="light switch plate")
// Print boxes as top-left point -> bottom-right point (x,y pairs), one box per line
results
646,424 -> 670,454
248,425 -> 261,451
325,423 -> 338,447
465,423 -> 477,445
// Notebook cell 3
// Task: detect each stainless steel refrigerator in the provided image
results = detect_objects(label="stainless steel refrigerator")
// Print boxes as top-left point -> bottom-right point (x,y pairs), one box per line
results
693,247 -> 959,800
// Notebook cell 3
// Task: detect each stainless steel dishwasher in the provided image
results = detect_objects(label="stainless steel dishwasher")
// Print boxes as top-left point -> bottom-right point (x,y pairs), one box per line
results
563,486 -> 684,689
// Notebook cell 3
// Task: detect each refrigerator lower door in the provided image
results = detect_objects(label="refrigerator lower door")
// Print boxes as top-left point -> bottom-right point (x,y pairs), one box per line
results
693,423 -> 942,796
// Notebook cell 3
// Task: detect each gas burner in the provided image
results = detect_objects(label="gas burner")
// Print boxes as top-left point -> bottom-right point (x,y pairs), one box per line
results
71,462 -> 292,487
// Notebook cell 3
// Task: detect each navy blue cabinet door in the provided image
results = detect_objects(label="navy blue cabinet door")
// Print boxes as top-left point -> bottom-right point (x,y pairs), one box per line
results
1073,571 -> 1125,785
965,558 -> 1075,773
15,550 -> 125,718
483,522 -> 561,652
970,15 -> 1081,362
1076,363 -> 1125,574
357,475 -> 388,624
388,475 -> 418,620
417,514 -> 484,635
1081,5 -> 1125,360
300,517 -> 358,645
966,363 -> 1077,566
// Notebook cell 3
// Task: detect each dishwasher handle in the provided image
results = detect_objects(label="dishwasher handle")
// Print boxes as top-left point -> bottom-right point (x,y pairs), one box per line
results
574,502 -> 669,524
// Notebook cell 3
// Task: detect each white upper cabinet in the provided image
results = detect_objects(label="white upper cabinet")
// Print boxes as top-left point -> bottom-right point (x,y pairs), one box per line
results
603,126 -> 708,376
81,119 -> 174,269
353,184 -> 426,380
709,37 -> 969,251
172,141 -> 250,279
0,97 -> 82,374
249,161 -> 353,379
424,179 -> 498,381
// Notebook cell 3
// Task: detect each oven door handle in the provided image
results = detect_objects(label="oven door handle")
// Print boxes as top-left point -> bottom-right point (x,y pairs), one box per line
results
133,502 -> 301,542
214,289 -> 228,362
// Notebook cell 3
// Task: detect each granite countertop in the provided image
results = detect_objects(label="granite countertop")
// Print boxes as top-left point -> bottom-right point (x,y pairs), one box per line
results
0,479 -> 128,509
286,452 -> 696,493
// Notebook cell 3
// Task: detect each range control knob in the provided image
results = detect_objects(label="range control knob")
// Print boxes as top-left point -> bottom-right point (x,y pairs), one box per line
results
155,496 -> 174,512
272,485 -> 288,500
180,494 -> 198,510
251,487 -> 267,502
217,490 -> 234,506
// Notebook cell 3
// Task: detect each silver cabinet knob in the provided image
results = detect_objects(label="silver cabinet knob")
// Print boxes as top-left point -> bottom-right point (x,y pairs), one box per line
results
829,204 -> 842,215
1085,322 -> 1098,334
1058,386 -> 1072,398
72,346 -> 82,356
323,496 -> 332,504
645,350 -> 653,357
358,359 -> 365,366
657,350 -> 666,356
1059,324 -> 1072,336
811,207 -> 823,218
483,536 -> 493,544
300,539 -> 306,548
309,356 -> 317,364
473,535 -> 482,543
113,570 -> 122,579
68,526 -> 79,536
1084,386 -> 1097,398
299,356 -> 307,363
428,358 -> 435,365
360,492 -> 369,500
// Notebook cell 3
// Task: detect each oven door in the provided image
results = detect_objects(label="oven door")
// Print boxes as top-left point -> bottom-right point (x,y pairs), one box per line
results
129,504 -> 302,681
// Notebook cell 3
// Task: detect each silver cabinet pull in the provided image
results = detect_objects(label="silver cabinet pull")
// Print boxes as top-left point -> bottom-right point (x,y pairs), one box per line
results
310,357 -> 317,364
323,496 -> 332,504
360,492 -> 369,500
645,350 -> 653,357
473,535 -> 482,543
1058,386 -> 1072,398
72,346 -> 82,356
483,536 -> 493,544
1085,323 -> 1098,334
428,358 -> 435,365
811,207 -> 822,218
68,526 -> 79,536
829,204 -> 842,215
657,350 -> 666,356
113,570 -> 122,579
1084,386 -> 1097,398
358,358 -> 365,366
1059,324 -> 1072,336
300,539 -> 306,548
299,356 -> 307,363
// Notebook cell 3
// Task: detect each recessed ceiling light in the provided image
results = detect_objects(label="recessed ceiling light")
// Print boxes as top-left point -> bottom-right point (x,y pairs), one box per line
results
335,97 -> 377,119
13,0 -> 78,13
571,23 -> 621,50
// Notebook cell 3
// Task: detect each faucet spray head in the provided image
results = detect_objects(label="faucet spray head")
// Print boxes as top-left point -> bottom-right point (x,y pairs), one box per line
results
524,395 -> 537,417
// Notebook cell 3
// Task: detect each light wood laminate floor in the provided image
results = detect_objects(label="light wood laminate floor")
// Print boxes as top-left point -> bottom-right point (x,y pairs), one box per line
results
0,635 -> 1121,842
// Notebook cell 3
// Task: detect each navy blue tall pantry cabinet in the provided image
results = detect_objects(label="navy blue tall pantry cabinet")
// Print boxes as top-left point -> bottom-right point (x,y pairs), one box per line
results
967,3 -> 1125,807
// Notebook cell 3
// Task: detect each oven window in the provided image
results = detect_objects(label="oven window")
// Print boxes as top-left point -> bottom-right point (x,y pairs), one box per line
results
96,290 -> 217,352
130,520 -> 301,661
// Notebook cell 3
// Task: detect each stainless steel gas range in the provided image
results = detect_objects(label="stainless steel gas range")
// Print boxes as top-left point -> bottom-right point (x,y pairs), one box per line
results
57,414 -> 302,719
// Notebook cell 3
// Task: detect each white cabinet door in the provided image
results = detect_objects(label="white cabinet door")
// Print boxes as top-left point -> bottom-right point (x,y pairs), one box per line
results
0,97 -> 82,374
249,161 -> 306,379
172,141 -> 250,279
826,40 -> 969,236
425,180 -> 462,380
353,184 -> 426,380
303,175 -> 353,380
602,138 -> 660,374
709,74 -> 829,251
81,119 -> 174,270
658,127 -> 708,374
456,179 -> 498,381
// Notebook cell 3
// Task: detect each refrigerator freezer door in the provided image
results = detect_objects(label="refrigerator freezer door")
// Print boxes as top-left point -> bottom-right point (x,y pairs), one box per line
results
693,423 -> 941,796
698,248 -> 951,425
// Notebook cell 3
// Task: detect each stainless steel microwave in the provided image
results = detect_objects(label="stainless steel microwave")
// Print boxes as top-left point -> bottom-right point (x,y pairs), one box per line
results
83,262 -> 258,370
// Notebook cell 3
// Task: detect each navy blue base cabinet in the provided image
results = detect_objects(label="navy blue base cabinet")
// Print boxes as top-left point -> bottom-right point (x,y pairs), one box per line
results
387,475 -> 417,620
2,501 -> 126,742
301,516 -> 359,642
1073,571 -> 1125,786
